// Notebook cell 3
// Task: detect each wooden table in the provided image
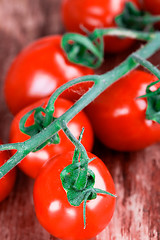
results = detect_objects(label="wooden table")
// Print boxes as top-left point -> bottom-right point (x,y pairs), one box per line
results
0,0 -> 159,239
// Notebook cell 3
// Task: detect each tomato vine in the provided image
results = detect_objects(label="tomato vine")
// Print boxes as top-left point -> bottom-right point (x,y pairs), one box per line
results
0,29 -> 160,177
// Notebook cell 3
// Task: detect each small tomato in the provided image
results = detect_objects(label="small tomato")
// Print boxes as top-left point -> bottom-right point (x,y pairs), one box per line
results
33,151 -> 116,240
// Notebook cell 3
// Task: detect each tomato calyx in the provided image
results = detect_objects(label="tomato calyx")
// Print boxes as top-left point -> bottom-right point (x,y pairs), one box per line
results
138,80 -> 160,123
19,105 -> 60,152
132,53 -> 160,123
60,122 -> 116,228
60,149 -> 116,228
116,2 -> 160,32
145,82 -> 160,123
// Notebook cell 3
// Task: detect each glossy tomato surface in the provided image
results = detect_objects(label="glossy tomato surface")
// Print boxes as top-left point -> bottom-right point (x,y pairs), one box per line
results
10,97 -> 94,178
5,35 -> 94,115
86,70 -> 160,151
0,140 -> 16,202
62,0 -> 140,53
33,151 -> 116,240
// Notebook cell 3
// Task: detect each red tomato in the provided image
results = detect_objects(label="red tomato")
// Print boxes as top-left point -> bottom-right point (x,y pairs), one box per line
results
10,97 -> 94,178
33,151 -> 116,240
0,140 -> 16,202
86,70 -> 160,151
141,0 -> 160,15
4,35 -> 94,115
62,0 -> 140,53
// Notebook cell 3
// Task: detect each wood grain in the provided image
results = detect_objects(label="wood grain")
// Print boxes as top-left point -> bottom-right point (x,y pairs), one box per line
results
0,0 -> 160,239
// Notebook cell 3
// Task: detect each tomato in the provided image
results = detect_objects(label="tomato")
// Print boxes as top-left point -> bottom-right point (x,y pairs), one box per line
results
33,151 -> 116,240
0,140 -> 16,202
4,35 -> 94,115
62,0 -> 140,53
141,0 -> 160,15
86,70 -> 160,151
10,97 -> 94,178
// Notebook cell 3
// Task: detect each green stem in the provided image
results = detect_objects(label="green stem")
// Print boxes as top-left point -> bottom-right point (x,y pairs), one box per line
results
1,32 -> 160,178
132,53 -> 160,79
62,32 -> 160,123
45,75 -> 99,112
140,16 -> 160,24
0,143 -> 21,150
89,28 -> 154,41
61,120 -> 88,160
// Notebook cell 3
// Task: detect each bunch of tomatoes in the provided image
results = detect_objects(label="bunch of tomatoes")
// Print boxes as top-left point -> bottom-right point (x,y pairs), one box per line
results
1,0 -> 160,239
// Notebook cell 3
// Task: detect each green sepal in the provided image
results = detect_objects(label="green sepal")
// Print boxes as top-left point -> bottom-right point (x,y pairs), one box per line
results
60,162 -> 81,190
67,189 -> 86,206
94,188 -> 117,198
60,161 -> 95,191
72,149 -> 79,164
86,169 -> 95,189
67,188 -> 97,207
73,161 -> 88,190
115,2 -> 160,32
73,163 -> 95,190
139,80 -> 160,123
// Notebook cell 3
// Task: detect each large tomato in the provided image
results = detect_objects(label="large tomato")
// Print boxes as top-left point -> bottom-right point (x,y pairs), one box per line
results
0,140 -> 16,202
10,97 -> 94,178
33,151 -> 116,240
4,35 -> 94,115
62,0 -> 140,53
86,70 -> 160,151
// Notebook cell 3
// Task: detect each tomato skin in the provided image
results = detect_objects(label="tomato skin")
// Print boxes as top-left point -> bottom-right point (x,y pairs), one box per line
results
62,0 -> 140,53
4,35 -> 94,115
86,70 -> 160,151
9,98 -> 94,178
0,140 -> 16,202
141,0 -> 160,15
33,151 -> 116,240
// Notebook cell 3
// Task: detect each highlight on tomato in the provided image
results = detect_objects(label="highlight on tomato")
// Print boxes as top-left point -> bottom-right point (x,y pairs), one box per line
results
61,0 -> 140,53
0,140 -> 16,202
86,70 -> 160,151
33,151 -> 116,240
4,35 -> 94,115
9,97 -> 94,178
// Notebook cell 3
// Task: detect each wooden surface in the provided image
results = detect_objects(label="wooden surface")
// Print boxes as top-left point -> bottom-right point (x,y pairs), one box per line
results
0,0 -> 160,239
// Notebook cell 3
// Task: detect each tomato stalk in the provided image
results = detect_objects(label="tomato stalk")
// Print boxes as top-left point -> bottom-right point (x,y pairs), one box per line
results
0,30 -> 160,178
61,121 -> 88,160
62,28 -> 154,68
132,53 -> 160,79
